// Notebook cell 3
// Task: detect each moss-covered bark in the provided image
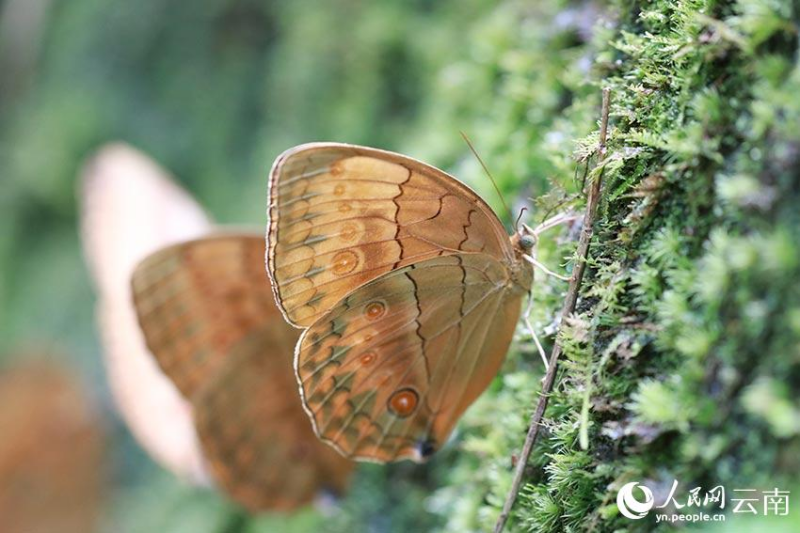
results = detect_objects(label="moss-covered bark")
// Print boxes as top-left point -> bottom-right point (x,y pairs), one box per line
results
425,0 -> 800,531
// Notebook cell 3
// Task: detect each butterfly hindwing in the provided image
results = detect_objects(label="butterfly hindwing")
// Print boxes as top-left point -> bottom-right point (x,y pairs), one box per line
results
295,254 -> 525,463
194,326 -> 353,511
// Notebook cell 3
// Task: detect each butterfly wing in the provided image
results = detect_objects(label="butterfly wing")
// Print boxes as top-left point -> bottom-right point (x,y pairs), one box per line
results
194,328 -> 353,511
0,361 -> 105,533
81,143 -> 212,296
295,254 -> 525,463
79,143 -> 210,481
132,234 -> 279,397
132,234 -> 353,510
267,143 -> 514,327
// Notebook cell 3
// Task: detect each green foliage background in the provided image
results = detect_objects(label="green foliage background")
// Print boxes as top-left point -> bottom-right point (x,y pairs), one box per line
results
1,0 -> 798,531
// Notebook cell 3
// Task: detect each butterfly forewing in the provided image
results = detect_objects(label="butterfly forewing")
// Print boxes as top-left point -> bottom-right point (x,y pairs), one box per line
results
82,143 -> 212,296
194,326 -> 352,511
267,143 -> 515,327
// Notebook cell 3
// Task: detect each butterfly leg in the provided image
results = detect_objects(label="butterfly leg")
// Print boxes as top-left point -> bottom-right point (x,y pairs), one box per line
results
524,211 -> 580,238
523,255 -> 570,281
521,211 -> 579,281
522,295 -> 549,370
526,318 -> 550,371
520,210 -> 580,369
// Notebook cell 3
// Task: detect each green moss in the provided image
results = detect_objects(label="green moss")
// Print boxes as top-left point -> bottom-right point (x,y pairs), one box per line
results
421,0 -> 800,531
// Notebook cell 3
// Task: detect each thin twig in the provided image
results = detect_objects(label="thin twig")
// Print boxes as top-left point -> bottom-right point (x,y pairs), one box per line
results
493,88 -> 611,533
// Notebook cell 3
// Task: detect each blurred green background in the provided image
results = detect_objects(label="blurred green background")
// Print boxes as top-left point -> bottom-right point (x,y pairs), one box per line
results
2,0 -> 799,532
1,1 -> 528,531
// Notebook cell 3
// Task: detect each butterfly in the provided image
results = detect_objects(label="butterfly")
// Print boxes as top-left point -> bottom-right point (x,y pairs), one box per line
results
0,359 -> 105,533
132,233 -> 354,511
266,143 -> 537,463
81,142 -> 211,481
83,143 -> 353,511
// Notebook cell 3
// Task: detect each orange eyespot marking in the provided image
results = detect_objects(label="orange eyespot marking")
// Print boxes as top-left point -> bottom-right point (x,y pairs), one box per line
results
363,333 -> 374,343
331,251 -> 359,275
333,184 -> 346,196
330,161 -> 343,176
340,223 -> 358,242
338,202 -> 351,213
388,388 -> 418,418
364,301 -> 386,320
360,351 -> 376,366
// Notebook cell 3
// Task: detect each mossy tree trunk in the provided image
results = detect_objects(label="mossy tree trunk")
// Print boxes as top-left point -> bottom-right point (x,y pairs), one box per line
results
449,0 -> 800,531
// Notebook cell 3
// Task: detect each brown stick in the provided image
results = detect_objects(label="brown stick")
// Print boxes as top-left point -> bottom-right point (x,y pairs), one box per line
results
493,88 -> 611,533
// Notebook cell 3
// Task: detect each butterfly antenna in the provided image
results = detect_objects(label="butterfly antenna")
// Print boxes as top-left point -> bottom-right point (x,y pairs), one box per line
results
460,132 -> 514,225
514,207 -> 527,233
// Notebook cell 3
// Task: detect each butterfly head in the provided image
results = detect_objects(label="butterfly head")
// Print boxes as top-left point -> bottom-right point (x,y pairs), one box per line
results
512,208 -> 537,252
511,224 -> 537,254
508,227 -> 536,292
416,438 -> 437,461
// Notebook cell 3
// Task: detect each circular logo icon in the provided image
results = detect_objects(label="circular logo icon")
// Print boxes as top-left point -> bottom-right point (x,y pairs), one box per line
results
617,481 -> 654,520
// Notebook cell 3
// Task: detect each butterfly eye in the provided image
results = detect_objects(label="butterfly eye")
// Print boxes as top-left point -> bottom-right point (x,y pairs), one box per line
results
388,388 -> 418,418
519,234 -> 536,250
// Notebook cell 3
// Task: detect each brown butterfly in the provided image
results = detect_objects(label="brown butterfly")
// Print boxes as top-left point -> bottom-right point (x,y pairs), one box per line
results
0,359 -> 105,533
83,143 -> 353,511
267,143 -> 537,463
80,143 -> 210,481
132,234 -> 354,511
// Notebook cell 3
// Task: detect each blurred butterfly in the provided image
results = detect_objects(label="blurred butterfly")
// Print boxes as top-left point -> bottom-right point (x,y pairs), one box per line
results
132,233 -> 354,511
81,143 -> 210,481
267,143 -> 537,463
0,358 -> 105,533
83,144 -> 353,511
